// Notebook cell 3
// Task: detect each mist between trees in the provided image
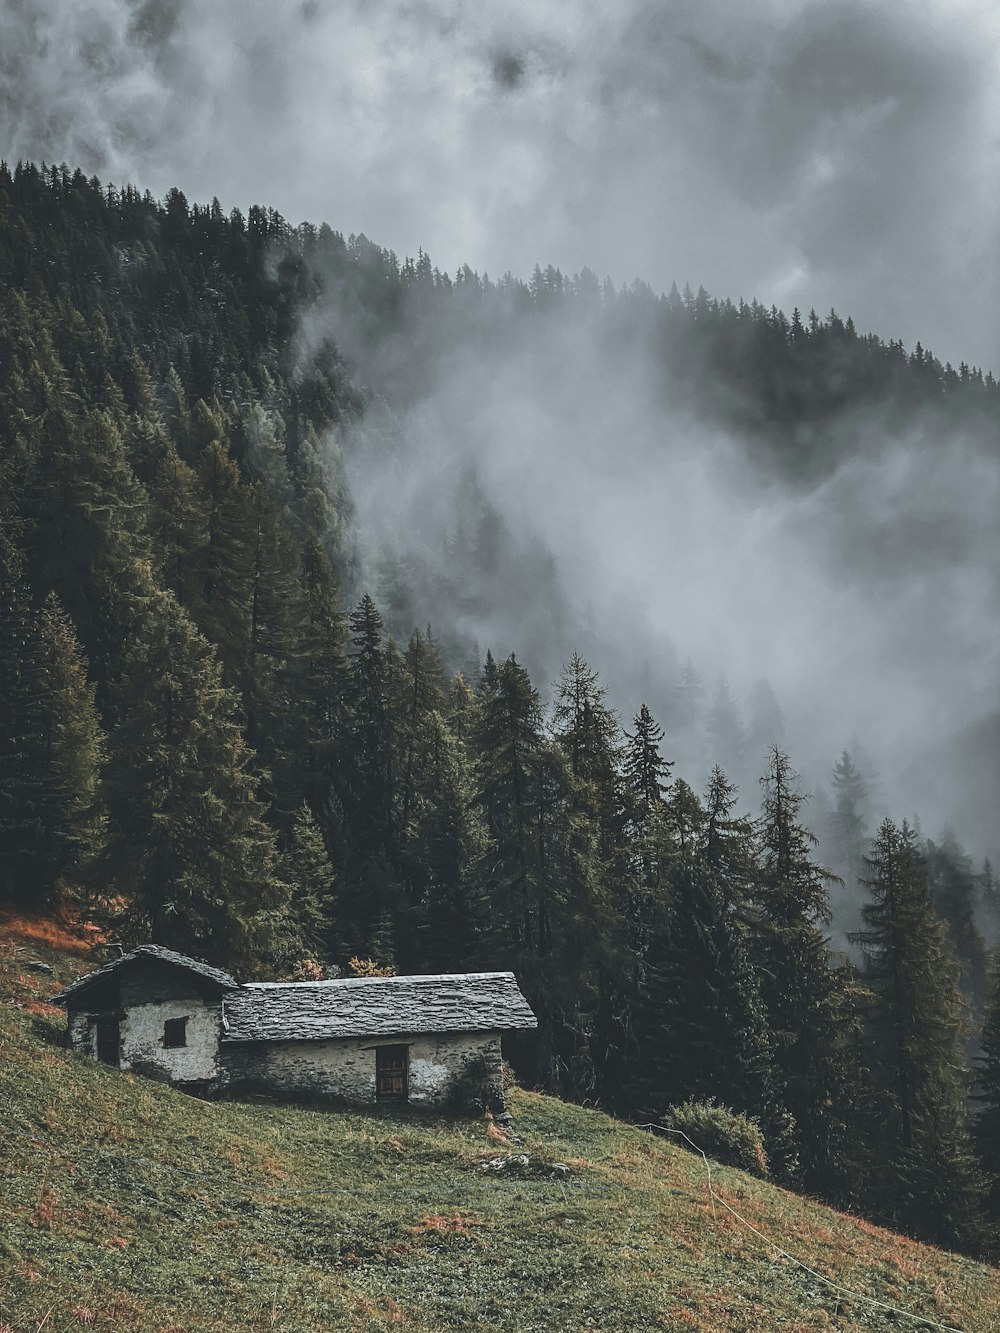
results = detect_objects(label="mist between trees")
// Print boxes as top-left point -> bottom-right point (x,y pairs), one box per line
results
3,161 -> 1000,1255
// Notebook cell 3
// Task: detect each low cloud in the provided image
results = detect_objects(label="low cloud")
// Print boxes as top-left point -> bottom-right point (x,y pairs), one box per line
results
2,0 -> 999,365
317,291 -> 1000,872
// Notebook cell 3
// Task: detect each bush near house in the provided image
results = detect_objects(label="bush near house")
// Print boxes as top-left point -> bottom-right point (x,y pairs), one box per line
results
658,1098 -> 770,1179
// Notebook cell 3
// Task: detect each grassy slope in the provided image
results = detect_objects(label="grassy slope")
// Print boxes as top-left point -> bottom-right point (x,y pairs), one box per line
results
1,922 -> 998,1333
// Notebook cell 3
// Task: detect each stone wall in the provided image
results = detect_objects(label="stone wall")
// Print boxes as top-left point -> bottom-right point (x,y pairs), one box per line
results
68,1009 -> 100,1057
66,988 -> 223,1084
221,1031 -> 502,1106
119,996 -> 222,1083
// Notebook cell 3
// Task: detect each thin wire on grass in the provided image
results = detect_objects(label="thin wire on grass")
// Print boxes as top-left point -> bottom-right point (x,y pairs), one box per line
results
643,1122 -> 966,1333
0,1116 -> 975,1328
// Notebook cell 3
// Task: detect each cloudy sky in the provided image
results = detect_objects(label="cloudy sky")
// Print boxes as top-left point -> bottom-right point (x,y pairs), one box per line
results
3,0 -> 1000,369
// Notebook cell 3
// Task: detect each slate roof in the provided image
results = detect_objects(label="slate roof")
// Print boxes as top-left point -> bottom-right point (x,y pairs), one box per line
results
221,972 -> 538,1043
52,945 -> 239,1005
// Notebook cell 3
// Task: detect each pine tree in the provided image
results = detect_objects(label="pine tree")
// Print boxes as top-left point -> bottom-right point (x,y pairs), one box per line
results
412,716 -> 492,973
35,593 -> 106,895
336,594 -> 400,959
191,436 -> 254,686
605,705 -> 674,1110
548,655 -> 628,1098
857,819 -> 986,1249
925,829 -> 988,1011
825,749 -> 868,888
623,703 -> 673,902
974,951 -> 1000,1228
240,484 -> 306,821
148,432 -> 205,609
393,629 -> 448,839
100,569 -> 289,974
471,653 -> 543,954
279,803 -> 337,969
291,537 -> 351,825
753,747 -> 862,1195
23,406 -> 154,690
628,771 -> 776,1129
0,527 -> 61,904
981,860 -> 1000,949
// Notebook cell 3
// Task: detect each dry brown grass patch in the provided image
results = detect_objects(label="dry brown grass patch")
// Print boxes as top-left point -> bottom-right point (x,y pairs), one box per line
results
0,907 -> 104,956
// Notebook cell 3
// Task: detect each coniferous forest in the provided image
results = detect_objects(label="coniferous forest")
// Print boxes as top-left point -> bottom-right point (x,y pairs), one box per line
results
4,159 -> 1000,1258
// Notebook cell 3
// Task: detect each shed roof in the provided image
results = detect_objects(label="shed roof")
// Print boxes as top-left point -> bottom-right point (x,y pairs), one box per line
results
222,972 -> 537,1043
52,945 -> 238,1005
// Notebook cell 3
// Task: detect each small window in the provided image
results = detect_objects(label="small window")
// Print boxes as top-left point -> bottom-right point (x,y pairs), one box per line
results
163,1017 -> 188,1048
376,1044 -> 409,1102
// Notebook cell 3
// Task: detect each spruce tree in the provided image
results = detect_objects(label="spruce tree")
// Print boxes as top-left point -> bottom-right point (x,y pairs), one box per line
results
0,527 -> 60,904
148,433 -> 205,609
190,435 -> 254,685
293,537 -> 351,816
857,818 -> 986,1249
925,829 -> 988,1012
753,747 -> 862,1195
23,405 -> 154,690
412,716 -> 492,973
101,569 -> 289,973
629,772 -> 776,1132
623,703 -> 673,903
471,653 -> 543,954
36,593 -> 106,896
974,951 -> 1000,1228
279,803 -> 337,969
826,749 -> 868,889
337,594 -> 400,960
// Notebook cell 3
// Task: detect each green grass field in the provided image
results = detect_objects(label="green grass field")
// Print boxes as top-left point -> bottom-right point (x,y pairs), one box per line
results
1,920 -> 998,1332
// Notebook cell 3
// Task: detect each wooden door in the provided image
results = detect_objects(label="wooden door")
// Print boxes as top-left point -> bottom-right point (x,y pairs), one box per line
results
375,1045 -> 408,1102
95,1017 -> 120,1066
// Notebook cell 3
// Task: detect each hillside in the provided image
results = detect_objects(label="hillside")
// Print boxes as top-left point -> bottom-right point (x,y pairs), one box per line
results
0,925 -> 997,1333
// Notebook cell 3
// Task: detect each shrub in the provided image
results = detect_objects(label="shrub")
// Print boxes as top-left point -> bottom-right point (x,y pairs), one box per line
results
449,1053 -> 505,1116
346,956 -> 395,977
659,1098 -> 769,1179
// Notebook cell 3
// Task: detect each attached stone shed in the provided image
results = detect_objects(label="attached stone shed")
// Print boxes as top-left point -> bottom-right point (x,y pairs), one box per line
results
54,946 -> 537,1107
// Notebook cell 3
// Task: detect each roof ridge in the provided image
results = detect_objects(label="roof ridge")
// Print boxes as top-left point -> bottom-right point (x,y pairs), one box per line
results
52,945 -> 238,1004
240,970 -> 517,991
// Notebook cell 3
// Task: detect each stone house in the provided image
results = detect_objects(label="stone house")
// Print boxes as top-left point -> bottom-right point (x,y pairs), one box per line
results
53,945 -> 537,1106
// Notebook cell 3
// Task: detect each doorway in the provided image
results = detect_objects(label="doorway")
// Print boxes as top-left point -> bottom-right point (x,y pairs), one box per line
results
95,1017 -> 120,1066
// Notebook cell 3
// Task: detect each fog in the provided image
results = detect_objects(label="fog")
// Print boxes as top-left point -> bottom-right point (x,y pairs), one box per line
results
304,283 -> 1000,901
3,0 -> 1000,367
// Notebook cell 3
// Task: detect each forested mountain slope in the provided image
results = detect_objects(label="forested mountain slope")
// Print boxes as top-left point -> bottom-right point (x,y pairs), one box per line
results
3,160 -> 1000,1256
